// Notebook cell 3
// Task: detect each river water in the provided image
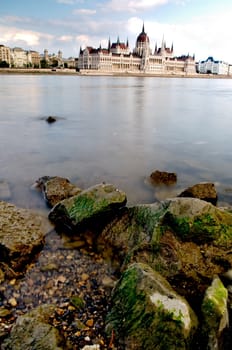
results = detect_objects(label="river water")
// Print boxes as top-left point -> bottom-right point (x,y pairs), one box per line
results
1,74 -> 232,209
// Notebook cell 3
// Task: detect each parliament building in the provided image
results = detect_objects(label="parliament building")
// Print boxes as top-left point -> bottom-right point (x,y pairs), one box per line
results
77,24 -> 196,75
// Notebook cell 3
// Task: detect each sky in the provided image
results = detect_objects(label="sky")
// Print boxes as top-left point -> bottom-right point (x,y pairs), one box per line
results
1,0 -> 232,63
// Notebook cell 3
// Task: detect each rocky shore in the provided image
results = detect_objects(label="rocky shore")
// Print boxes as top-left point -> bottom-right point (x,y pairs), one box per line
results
0,174 -> 232,349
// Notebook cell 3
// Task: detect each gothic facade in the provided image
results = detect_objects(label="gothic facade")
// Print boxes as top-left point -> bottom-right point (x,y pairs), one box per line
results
78,25 -> 196,75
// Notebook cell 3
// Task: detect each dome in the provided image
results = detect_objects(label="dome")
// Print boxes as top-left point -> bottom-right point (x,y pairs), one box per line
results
136,24 -> 149,43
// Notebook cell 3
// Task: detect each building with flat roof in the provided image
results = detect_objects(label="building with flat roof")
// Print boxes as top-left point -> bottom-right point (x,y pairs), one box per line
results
197,56 -> 229,75
0,45 -> 11,66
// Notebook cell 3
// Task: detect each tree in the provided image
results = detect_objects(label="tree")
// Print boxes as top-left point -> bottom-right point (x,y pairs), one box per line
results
40,59 -> 49,68
0,60 -> 9,68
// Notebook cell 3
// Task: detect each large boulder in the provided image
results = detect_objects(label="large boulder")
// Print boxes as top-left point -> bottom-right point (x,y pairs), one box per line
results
48,183 -> 127,232
164,197 -> 232,246
35,176 -> 82,207
98,198 -> 232,304
0,201 -> 51,272
1,304 -> 68,350
201,276 -> 229,350
178,182 -> 217,205
106,263 -> 198,349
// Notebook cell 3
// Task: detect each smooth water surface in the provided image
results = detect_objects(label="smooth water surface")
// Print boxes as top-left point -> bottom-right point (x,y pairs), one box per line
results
1,74 -> 232,208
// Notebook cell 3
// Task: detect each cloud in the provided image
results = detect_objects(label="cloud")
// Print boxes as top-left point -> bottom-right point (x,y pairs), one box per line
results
105,0 -> 172,12
73,9 -> 97,15
126,10 -> 232,63
57,35 -> 73,42
0,25 -> 53,49
56,0 -> 84,4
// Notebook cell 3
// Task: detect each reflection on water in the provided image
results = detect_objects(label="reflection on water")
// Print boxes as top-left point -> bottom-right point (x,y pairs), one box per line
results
1,74 -> 232,208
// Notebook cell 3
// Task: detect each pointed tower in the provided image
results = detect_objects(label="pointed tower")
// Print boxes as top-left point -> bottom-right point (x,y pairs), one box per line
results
134,23 -> 150,57
108,38 -> 111,52
154,42 -> 157,55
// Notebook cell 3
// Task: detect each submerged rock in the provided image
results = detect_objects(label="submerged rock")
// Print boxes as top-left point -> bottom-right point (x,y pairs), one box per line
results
1,304 -> 68,350
0,201 -> 51,271
150,170 -> 177,185
46,116 -> 57,123
48,183 -> 127,232
36,176 -> 82,207
106,263 -> 198,349
201,276 -> 229,350
0,181 -> 11,200
178,182 -> 218,205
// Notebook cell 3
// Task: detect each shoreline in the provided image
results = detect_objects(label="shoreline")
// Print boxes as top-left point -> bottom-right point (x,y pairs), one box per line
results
1,68 -> 232,79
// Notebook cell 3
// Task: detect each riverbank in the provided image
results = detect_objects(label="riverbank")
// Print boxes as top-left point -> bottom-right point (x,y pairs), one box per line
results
1,68 -> 232,79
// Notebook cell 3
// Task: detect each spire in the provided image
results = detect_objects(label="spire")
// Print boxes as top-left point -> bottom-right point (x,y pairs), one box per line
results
142,22 -> 145,33
154,42 -> 157,54
108,37 -> 111,51
171,42 -> 173,52
126,37 -> 129,48
117,36 -> 120,45
161,35 -> 165,51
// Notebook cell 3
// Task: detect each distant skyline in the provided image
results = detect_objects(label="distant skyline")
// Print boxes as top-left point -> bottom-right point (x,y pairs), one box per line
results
1,0 -> 232,62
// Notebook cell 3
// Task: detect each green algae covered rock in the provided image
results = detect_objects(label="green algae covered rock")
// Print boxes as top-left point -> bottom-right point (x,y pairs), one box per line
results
106,263 -> 198,350
97,201 -> 169,268
201,276 -> 229,350
98,198 -> 232,293
1,304 -> 69,350
48,183 -> 127,231
164,197 -> 232,247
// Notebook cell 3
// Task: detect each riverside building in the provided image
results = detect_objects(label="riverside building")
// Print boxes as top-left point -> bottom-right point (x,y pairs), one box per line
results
197,56 -> 230,75
0,45 -> 11,66
77,24 -> 196,75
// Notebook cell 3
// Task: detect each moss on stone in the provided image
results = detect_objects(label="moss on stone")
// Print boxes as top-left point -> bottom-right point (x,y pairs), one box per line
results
106,263 -> 197,349
165,211 -> 232,246
202,277 -> 228,330
49,183 -> 127,229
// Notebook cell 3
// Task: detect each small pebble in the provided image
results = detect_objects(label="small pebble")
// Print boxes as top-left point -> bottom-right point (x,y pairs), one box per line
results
9,279 -> 16,286
86,318 -> 94,327
8,297 -> 17,307
81,273 -> 89,281
57,275 -> 66,283
81,345 -> 100,350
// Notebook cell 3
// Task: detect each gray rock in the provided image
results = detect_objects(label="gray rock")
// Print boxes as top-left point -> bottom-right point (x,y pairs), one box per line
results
0,201 -> 51,271
36,176 -> 82,207
1,304 -> 68,350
